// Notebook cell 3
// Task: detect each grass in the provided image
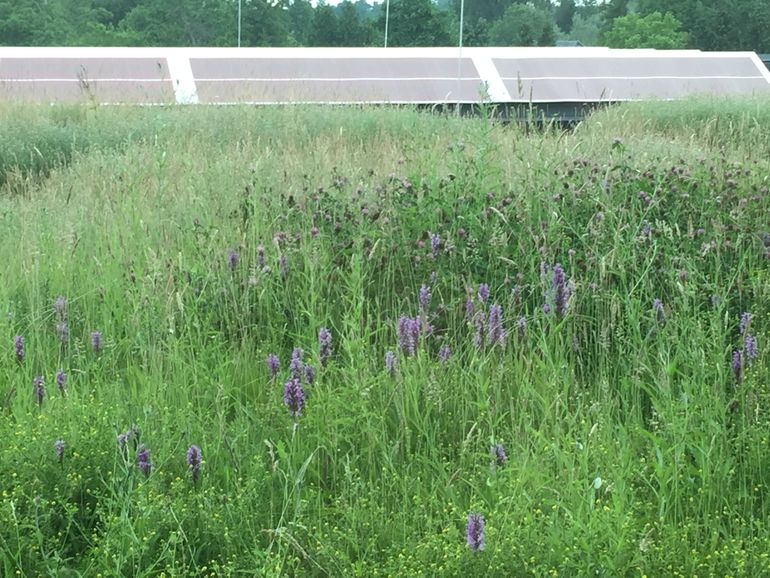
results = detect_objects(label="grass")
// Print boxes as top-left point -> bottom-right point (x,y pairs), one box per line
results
0,99 -> 769,576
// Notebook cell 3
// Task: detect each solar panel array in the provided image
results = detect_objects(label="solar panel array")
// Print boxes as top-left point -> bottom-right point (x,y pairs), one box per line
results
1,47 -> 768,105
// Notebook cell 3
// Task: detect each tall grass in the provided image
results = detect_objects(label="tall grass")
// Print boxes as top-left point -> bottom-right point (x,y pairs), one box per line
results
0,99 -> 769,576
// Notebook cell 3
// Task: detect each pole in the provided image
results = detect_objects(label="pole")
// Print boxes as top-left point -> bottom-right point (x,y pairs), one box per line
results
457,0 -> 464,108
238,0 -> 242,48
384,0 -> 390,48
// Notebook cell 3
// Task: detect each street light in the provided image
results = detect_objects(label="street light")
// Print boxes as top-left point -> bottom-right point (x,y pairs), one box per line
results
384,0 -> 390,48
238,0 -> 242,47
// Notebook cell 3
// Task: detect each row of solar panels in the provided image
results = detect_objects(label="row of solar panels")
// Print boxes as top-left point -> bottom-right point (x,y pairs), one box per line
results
0,47 -> 768,105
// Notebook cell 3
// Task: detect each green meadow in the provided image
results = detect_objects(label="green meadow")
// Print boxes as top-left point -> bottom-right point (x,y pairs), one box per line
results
0,100 -> 769,576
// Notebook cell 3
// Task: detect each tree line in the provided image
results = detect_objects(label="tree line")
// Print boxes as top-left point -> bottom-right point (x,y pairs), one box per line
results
0,0 -> 767,53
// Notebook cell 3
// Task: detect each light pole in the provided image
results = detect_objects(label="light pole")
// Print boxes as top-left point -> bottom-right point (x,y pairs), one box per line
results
384,0 -> 390,48
238,0 -> 242,47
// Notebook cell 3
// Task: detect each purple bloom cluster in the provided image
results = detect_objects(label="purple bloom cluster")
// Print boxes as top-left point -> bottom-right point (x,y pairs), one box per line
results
491,443 -> 506,467
477,283 -> 490,304
385,350 -> 397,375
14,335 -> 24,363
438,344 -> 452,363
466,512 -> 485,552
467,286 -> 506,350
290,347 -> 304,380
227,248 -> 240,270
397,315 -> 421,357
266,353 -> 280,379
319,327 -> 332,367
56,323 -> 69,344
516,316 -> 527,338
552,264 -> 570,317
54,439 -> 65,462
136,444 -> 152,477
283,377 -> 306,418
744,334 -> 758,365
54,296 -> 67,320
56,370 -> 66,395
429,232 -> 440,258
33,376 -> 45,407
279,254 -> 290,277
90,331 -> 102,355
487,304 -> 507,347
732,350 -> 743,383
419,284 -> 431,312
186,444 -> 202,483
739,312 -> 752,335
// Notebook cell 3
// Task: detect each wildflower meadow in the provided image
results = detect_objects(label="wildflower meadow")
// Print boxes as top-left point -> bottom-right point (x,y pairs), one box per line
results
0,100 -> 769,576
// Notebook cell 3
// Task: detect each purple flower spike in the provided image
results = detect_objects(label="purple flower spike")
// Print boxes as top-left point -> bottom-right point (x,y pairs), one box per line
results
227,248 -> 240,270
319,328 -> 332,367
745,334 -> 758,365
304,364 -> 315,385
54,439 -> 65,463
283,377 -> 306,418
56,370 -> 66,395
491,443 -> 506,467
464,297 -> 476,322
90,331 -> 102,355
54,296 -> 67,321
257,245 -> 266,268
33,376 -> 45,407
552,264 -> 570,317
266,354 -> 280,379
466,512 -> 485,552
290,347 -> 304,379
739,312 -> 752,335
732,350 -> 743,383
438,345 -> 451,363
397,315 -> 420,357
136,444 -> 152,477
56,322 -> 69,344
186,444 -> 202,483
279,254 -> 289,278
487,304 -> 506,347
478,283 -> 490,303
14,335 -> 24,363
516,316 -> 527,337
429,232 -> 440,258
385,351 -> 397,376
419,284 -> 431,312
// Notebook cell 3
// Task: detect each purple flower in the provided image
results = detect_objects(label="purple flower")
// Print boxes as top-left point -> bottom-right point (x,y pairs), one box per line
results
54,296 -> 67,321
117,432 -> 130,452
419,285 -> 431,312
257,245 -> 266,268
319,328 -> 332,367
397,315 -> 420,357
438,344 -> 451,363
542,302 -> 551,315
473,314 -> 485,350
491,443 -> 506,467
279,254 -> 289,277
739,312 -> 752,335
478,283 -> 490,304
552,264 -> 570,317
56,322 -> 69,344
136,444 -> 152,477
653,298 -> 665,324
487,304 -> 506,347
304,364 -> 315,385
90,331 -> 102,354
14,335 -> 24,363
385,350 -> 397,375
516,316 -> 527,337
464,297 -> 476,322
33,376 -> 45,407
227,248 -> 240,270
266,354 -> 280,379
466,512 -> 485,552
186,444 -> 202,483
283,377 -> 306,418
54,439 -> 65,462
429,232 -> 440,258
56,370 -> 66,395
290,347 -> 304,379
732,350 -> 743,383
744,334 -> 758,365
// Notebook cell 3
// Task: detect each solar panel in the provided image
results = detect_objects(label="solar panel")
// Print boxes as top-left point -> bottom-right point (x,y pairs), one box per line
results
0,47 -> 767,106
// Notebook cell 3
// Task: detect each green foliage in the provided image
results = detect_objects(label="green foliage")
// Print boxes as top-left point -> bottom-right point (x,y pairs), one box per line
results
604,11 -> 689,50
1,100 -> 770,575
489,3 -> 556,46
377,0 -> 452,47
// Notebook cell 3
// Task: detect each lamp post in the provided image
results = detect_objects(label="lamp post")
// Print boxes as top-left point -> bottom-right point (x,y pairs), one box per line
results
238,0 -> 242,47
384,0 -> 390,48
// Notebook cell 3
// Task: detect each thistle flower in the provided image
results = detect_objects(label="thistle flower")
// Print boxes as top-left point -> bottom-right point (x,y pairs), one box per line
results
56,370 -> 66,395
266,354 -> 280,379
90,331 -> 102,355
136,444 -> 152,477
53,296 -> 67,321
227,248 -> 240,270
477,283 -> 490,304
487,304 -> 506,347
397,315 -> 420,357
739,312 -> 752,335
466,512 -> 485,552
54,439 -> 65,462
385,350 -> 397,375
319,327 -> 332,367
33,376 -> 45,407
744,334 -> 758,365
283,377 -> 306,418
14,335 -> 24,363
491,443 -> 506,467
438,344 -> 451,363
290,347 -> 304,380
552,264 -> 570,317
56,322 -> 69,344
186,444 -> 202,483
732,350 -> 743,383
257,245 -> 266,268
419,284 -> 431,312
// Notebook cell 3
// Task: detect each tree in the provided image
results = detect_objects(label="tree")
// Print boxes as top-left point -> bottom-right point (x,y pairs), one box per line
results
555,0 -> 576,33
309,3 -> 338,46
336,1 -> 372,46
489,4 -> 556,47
567,12 -> 603,46
376,0 -> 451,47
288,0 -> 314,45
603,11 -> 688,49
241,0 -> 290,47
